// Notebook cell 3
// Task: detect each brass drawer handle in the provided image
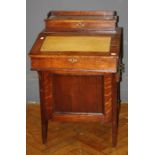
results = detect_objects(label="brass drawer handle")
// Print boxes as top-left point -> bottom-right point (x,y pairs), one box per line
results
68,58 -> 78,63
76,22 -> 85,28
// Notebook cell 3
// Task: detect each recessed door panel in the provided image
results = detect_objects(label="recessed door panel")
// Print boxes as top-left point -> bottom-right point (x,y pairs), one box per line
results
53,75 -> 104,113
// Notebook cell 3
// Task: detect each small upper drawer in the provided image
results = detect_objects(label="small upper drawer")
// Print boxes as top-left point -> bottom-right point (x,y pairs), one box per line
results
45,11 -> 117,32
45,20 -> 116,32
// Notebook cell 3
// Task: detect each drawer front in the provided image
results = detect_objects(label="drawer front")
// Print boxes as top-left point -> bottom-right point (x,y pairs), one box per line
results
45,21 -> 116,31
31,56 -> 117,72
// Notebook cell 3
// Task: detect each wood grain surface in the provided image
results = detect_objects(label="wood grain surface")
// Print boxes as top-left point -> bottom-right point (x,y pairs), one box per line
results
45,10 -> 117,32
48,10 -> 116,16
52,75 -> 103,113
26,104 -> 128,155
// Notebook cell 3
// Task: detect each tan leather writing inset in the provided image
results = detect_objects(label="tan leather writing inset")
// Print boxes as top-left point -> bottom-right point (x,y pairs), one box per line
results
40,36 -> 111,52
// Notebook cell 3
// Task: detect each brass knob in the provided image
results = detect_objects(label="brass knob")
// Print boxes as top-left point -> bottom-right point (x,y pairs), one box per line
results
76,22 -> 85,28
68,58 -> 78,63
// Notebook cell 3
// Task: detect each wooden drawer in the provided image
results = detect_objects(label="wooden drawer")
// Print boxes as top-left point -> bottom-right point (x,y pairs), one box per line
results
31,56 -> 118,72
45,20 -> 116,31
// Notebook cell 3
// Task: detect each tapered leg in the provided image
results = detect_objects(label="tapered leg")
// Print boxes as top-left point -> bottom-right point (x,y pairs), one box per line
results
38,71 -> 53,144
112,74 -> 119,147
41,120 -> 48,144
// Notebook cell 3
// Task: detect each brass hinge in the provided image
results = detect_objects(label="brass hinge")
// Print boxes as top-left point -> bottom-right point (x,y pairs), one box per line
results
118,63 -> 125,72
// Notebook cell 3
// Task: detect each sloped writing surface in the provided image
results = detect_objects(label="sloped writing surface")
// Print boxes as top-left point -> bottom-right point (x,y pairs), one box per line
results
40,36 -> 111,52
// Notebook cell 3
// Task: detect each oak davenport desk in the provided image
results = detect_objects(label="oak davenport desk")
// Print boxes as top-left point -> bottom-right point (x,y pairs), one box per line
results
29,10 -> 122,147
